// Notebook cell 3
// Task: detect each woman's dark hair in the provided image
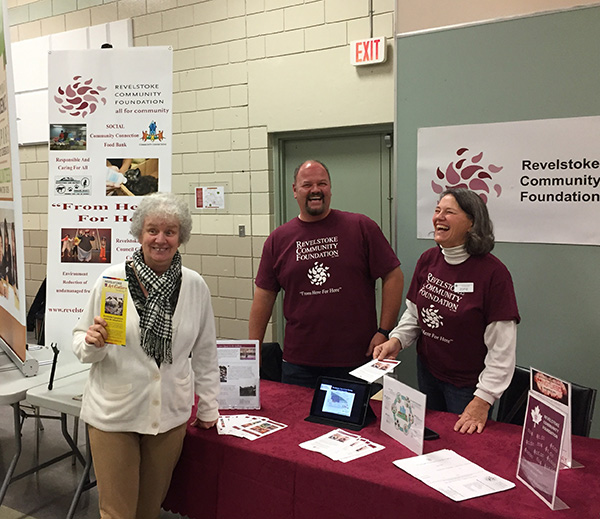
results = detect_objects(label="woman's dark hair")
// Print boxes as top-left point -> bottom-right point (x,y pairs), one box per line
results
440,188 -> 495,255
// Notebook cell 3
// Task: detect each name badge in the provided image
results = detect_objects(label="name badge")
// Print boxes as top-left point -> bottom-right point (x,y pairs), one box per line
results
454,282 -> 474,293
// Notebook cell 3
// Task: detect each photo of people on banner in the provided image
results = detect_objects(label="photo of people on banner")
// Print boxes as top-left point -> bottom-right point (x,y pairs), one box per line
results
106,157 -> 159,197
0,209 -> 19,306
49,123 -> 87,151
60,227 -> 111,264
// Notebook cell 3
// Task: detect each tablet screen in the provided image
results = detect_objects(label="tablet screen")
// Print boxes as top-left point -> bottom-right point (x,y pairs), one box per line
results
308,377 -> 371,427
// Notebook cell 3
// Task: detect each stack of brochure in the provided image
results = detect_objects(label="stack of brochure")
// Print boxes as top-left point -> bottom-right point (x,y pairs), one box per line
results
300,428 -> 385,463
217,414 -> 287,441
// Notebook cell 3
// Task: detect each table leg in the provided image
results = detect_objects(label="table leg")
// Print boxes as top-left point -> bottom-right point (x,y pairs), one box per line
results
66,426 -> 95,519
60,414 -> 85,467
0,403 -> 23,505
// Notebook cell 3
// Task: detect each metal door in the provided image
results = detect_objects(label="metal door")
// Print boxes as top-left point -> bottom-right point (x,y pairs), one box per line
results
271,127 -> 395,344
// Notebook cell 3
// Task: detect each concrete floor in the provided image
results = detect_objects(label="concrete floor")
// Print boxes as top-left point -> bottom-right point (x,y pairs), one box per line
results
0,370 -> 187,519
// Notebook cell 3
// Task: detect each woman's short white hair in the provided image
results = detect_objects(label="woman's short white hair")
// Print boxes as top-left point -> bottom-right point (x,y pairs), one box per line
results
130,192 -> 192,244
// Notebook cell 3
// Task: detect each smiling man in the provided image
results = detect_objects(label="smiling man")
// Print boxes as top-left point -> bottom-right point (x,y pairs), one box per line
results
249,159 -> 404,388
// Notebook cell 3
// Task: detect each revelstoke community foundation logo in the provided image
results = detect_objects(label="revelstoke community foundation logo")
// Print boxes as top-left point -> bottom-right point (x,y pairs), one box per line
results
432,147 -> 505,203
54,76 -> 107,117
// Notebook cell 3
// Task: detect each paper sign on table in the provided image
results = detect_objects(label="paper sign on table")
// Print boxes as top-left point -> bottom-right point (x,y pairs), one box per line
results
380,375 -> 427,455
530,367 -> 573,468
394,449 -> 515,501
517,391 -> 569,510
217,340 -> 260,410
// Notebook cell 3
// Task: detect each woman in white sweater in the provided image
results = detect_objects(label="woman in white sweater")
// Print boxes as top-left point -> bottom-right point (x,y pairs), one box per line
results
73,192 -> 219,519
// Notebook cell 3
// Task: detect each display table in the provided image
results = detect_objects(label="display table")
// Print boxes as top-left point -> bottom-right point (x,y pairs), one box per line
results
0,348 -> 89,506
164,380 -> 600,519
25,370 -> 93,519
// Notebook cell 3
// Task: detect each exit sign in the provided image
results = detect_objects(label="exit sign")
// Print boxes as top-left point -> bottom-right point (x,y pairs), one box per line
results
350,37 -> 387,66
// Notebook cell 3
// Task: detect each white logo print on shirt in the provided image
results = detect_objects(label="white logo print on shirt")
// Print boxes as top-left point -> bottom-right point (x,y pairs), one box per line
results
307,261 -> 330,286
421,304 -> 444,329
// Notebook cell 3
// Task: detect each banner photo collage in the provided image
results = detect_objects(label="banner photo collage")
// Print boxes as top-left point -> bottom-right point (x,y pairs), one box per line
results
46,47 -> 173,349
0,0 -> 27,361
417,116 -> 600,246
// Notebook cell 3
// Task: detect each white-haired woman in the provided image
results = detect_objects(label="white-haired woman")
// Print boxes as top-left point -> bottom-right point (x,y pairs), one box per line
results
73,192 -> 219,519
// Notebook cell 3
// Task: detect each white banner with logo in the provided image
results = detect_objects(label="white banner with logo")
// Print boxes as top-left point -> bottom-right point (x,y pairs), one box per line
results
46,48 -> 172,349
0,0 -> 27,361
417,116 -> 600,245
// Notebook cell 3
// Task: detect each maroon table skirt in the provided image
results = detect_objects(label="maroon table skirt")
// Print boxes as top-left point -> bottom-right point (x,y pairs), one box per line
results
163,380 -> 600,519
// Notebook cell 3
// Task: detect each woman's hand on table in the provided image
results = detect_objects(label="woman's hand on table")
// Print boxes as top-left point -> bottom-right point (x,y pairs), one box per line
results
191,418 -> 218,429
454,396 -> 491,434
85,316 -> 108,349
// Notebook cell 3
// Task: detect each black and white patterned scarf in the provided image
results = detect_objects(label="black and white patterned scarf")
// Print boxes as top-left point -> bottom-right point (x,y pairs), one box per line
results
131,248 -> 182,365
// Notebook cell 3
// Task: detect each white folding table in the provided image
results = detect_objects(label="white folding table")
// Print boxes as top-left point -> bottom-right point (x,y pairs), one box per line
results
26,370 -> 92,519
0,347 -> 89,510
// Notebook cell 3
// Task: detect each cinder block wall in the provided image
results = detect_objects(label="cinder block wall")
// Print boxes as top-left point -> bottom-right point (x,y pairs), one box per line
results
8,0 -> 396,341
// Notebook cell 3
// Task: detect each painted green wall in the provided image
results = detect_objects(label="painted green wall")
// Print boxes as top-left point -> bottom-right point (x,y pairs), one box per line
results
394,6 -> 600,437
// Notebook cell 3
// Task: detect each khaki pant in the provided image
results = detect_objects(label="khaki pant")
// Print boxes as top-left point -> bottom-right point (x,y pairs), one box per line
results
88,423 -> 187,519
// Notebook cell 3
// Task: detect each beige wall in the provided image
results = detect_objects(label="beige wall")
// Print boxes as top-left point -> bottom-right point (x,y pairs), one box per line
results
9,0 -> 594,341
9,0 -> 395,342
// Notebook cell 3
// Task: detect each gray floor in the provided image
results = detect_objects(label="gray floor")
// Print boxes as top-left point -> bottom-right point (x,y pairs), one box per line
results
0,370 -> 188,519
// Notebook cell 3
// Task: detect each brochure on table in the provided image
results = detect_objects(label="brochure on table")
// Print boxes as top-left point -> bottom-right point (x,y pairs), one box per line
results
517,390 -> 569,510
300,428 -> 385,463
380,375 -> 427,455
529,367 -> 573,468
217,340 -> 259,410
217,414 -> 286,441
394,449 -> 515,501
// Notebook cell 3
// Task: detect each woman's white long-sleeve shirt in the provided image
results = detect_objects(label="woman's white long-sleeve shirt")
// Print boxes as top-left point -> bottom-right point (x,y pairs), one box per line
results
73,264 -> 219,434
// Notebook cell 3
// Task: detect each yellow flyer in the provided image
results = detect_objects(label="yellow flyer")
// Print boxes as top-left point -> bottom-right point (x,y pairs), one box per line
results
100,276 -> 128,346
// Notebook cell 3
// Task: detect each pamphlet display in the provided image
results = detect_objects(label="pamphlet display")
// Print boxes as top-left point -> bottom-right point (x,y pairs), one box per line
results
380,375 -> 427,455
217,340 -> 260,410
517,391 -> 568,510
99,276 -> 127,346
530,368 -> 573,468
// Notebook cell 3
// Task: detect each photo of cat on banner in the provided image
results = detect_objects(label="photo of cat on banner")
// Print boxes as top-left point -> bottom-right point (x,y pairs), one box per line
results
106,157 -> 158,196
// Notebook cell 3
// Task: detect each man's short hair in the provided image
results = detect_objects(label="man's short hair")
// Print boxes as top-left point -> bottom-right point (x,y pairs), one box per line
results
293,160 -> 331,183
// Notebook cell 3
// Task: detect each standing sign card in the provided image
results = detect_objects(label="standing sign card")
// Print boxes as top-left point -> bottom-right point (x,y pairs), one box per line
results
217,340 -> 260,410
530,368 -> 573,468
380,375 -> 427,455
517,391 -> 568,510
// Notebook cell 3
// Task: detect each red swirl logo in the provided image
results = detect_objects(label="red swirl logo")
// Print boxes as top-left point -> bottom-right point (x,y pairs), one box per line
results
432,148 -> 503,203
54,76 -> 107,117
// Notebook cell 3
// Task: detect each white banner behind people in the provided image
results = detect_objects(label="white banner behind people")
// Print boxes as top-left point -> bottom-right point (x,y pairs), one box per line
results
46,47 -> 172,349
417,116 -> 600,246
0,0 -> 27,361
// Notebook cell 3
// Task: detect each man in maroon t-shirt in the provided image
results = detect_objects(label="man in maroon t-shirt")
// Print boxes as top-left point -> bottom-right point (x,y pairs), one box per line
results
249,160 -> 404,388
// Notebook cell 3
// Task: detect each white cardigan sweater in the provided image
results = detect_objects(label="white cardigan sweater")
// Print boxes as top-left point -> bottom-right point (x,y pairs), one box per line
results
72,264 -> 219,434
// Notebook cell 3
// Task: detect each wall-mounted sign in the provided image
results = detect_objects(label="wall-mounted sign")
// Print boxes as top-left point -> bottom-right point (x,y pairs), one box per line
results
195,186 -> 225,209
350,37 -> 387,66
